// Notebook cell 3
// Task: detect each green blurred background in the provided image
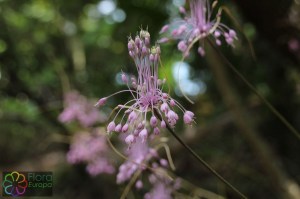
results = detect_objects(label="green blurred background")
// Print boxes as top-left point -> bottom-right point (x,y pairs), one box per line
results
0,0 -> 300,198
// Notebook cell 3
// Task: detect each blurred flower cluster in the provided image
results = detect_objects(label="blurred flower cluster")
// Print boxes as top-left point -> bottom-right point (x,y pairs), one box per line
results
67,131 -> 115,176
59,91 -> 106,127
159,0 -> 237,57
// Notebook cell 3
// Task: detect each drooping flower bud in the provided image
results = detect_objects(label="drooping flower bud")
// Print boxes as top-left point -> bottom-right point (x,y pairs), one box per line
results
122,123 -> 129,133
135,180 -> 143,189
139,129 -> 148,142
153,127 -> 160,135
107,121 -> 116,133
183,111 -> 194,125
125,134 -> 135,145
159,25 -> 169,34
161,121 -> 166,128
95,97 -> 107,107
115,124 -> 122,132
150,116 -> 158,127
178,40 -> 187,52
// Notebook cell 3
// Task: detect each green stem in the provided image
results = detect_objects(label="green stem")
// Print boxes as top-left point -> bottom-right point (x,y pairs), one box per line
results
208,39 -> 300,141
154,110 -> 248,199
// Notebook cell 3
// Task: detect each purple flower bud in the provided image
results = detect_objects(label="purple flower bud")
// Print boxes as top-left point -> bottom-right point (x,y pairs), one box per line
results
122,123 -> 129,133
160,103 -> 169,113
128,39 -> 134,50
145,37 -> 150,46
161,121 -> 166,128
135,36 -> 141,47
133,129 -> 140,136
178,40 -> 187,52
216,39 -> 222,46
214,30 -> 221,37
125,134 -> 135,145
129,50 -> 134,57
162,93 -> 168,99
115,124 -> 122,132
158,37 -> 169,43
160,159 -> 168,167
137,123 -> 144,129
149,54 -> 155,61
177,25 -> 186,35
150,116 -> 158,127
135,180 -> 143,189
95,97 -> 107,107
128,111 -> 137,122
142,46 -> 148,55
107,121 -> 116,133
229,29 -> 236,38
226,37 -> 234,45
185,110 -> 194,117
139,129 -> 148,142
160,25 -> 169,34
153,127 -> 160,135
183,111 -> 194,124
167,110 -> 178,120
172,29 -> 178,36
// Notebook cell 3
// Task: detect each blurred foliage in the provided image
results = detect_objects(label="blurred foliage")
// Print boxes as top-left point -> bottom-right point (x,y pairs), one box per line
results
0,0 -> 300,198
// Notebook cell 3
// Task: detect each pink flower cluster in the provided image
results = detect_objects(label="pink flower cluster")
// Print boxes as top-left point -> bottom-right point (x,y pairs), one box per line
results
144,177 -> 180,199
67,132 -> 115,176
116,137 -> 180,198
96,30 -> 195,146
117,138 -> 167,184
59,91 -> 105,127
159,0 -> 237,57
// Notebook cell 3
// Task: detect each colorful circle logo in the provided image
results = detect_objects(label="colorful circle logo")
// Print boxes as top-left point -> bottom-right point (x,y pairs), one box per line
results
2,171 -> 28,196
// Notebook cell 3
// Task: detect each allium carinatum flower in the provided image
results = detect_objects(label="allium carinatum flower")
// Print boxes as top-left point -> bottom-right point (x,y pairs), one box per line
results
159,0 -> 237,57
96,30 -> 194,146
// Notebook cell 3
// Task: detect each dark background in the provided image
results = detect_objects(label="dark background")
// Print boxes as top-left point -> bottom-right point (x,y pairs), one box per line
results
0,0 -> 300,198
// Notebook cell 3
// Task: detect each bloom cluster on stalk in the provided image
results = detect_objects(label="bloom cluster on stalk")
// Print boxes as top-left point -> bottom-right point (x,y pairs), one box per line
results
96,30 -> 195,146
116,137 -> 180,198
116,138 -> 169,183
159,0 -> 237,57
